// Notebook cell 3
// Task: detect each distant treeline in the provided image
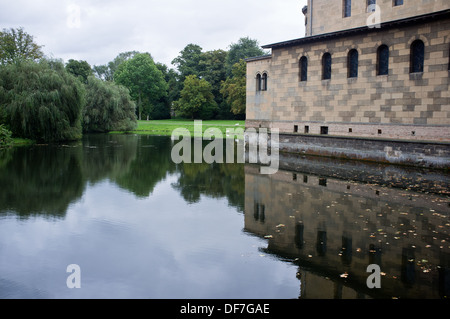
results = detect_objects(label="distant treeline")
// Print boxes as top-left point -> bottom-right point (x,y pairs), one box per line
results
0,27 -> 267,143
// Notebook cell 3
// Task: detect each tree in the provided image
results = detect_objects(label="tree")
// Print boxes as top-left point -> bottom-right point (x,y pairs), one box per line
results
221,59 -> 247,117
83,76 -> 137,133
225,37 -> 267,76
114,53 -> 168,120
93,51 -> 140,82
66,59 -> 93,83
199,49 -> 228,117
171,44 -> 203,81
0,59 -> 85,142
0,27 -> 44,65
173,75 -> 217,120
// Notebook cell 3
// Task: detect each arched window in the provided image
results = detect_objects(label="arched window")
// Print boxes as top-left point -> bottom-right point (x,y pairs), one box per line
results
261,73 -> 268,91
367,0 -> 376,12
256,73 -> 261,91
377,44 -> 389,75
410,40 -> 425,73
300,56 -> 308,82
348,49 -> 358,78
322,53 -> 332,80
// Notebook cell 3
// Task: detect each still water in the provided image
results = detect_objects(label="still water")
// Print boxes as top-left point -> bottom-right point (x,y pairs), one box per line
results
0,134 -> 449,299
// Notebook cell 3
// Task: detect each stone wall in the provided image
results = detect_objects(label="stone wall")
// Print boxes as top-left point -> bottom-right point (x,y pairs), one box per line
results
307,0 -> 450,36
246,16 -> 450,143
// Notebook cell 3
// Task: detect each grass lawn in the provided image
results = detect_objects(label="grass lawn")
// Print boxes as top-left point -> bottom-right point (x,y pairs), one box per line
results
112,119 -> 246,138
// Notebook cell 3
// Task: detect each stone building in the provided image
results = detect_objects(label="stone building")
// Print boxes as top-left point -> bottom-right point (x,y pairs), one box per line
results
245,0 -> 450,152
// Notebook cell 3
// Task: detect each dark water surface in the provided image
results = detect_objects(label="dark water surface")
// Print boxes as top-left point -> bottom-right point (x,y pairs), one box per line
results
0,134 -> 449,299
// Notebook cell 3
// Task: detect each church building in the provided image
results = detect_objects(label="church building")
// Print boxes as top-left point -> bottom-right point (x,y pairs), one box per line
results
245,0 -> 450,144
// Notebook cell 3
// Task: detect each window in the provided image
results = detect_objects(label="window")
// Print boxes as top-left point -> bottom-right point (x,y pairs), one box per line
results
343,0 -> 352,17
322,53 -> 332,80
448,44 -> 450,71
304,126 -> 310,134
410,40 -> 424,73
348,49 -> 358,78
256,74 -> 261,91
299,56 -> 308,82
393,0 -> 403,6
320,126 -> 329,135
261,73 -> 268,91
367,0 -> 376,12
377,44 -> 389,75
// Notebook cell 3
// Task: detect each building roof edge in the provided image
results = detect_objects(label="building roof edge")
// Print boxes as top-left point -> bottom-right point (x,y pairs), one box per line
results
262,9 -> 450,50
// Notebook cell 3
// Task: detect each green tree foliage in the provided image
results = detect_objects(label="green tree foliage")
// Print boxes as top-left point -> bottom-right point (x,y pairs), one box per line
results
114,53 -> 168,120
171,44 -> 203,81
0,59 -> 85,142
93,51 -> 140,82
66,59 -> 93,83
0,124 -> 13,146
220,59 -> 247,117
199,49 -> 229,117
83,76 -> 137,133
225,37 -> 267,76
173,75 -> 217,120
0,27 -> 44,65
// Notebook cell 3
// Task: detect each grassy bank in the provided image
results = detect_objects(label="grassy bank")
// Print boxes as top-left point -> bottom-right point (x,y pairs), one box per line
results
112,120 -> 246,138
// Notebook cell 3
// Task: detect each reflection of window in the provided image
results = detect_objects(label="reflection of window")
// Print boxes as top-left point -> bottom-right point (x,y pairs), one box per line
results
316,231 -> 327,256
377,44 -> 389,75
393,0 -> 403,6
348,49 -> 358,78
299,56 -> 308,82
254,202 -> 265,222
322,53 -> 332,80
343,0 -> 351,17
295,223 -> 304,249
410,40 -> 425,73
341,236 -> 353,265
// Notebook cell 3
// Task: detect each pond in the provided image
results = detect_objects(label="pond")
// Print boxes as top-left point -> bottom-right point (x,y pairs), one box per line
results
0,134 -> 449,299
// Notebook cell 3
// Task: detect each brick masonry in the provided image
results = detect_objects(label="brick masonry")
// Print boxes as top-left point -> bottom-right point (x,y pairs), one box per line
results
306,0 -> 450,36
246,11 -> 450,167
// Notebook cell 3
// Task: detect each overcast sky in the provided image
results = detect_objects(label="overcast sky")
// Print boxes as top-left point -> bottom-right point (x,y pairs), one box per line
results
0,0 -> 307,67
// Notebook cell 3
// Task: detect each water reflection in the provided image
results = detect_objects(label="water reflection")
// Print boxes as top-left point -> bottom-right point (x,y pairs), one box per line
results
0,134 -> 243,218
0,134 -> 448,299
245,160 -> 450,299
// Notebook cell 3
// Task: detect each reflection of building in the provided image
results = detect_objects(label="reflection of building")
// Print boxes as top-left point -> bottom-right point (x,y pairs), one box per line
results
245,0 -> 450,166
245,164 -> 450,299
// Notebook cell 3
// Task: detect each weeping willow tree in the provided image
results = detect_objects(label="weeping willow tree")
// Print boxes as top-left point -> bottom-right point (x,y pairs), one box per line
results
0,59 -> 85,142
83,76 -> 137,133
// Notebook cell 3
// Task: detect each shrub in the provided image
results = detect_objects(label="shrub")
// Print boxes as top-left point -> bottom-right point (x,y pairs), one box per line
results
0,124 -> 12,146
83,76 -> 137,133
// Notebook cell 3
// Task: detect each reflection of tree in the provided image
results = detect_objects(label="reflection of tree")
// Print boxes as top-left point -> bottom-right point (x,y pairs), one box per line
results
0,135 -> 246,219
114,135 -> 177,198
81,134 -> 138,186
172,161 -> 244,212
0,145 -> 85,218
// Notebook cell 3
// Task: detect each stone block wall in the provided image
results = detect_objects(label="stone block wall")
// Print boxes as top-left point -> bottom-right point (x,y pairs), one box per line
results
246,17 -> 450,143
307,0 -> 450,36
